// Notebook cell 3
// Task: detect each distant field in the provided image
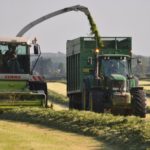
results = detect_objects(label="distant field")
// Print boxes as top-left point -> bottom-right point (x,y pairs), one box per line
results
139,80 -> 150,90
139,80 -> 150,106
47,82 -> 66,96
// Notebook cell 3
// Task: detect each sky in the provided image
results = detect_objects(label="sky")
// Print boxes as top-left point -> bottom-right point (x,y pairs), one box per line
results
0,0 -> 150,56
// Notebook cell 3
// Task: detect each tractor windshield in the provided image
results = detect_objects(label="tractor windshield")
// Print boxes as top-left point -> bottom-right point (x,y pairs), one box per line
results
0,43 -> 30,74
101,57 -> 129,77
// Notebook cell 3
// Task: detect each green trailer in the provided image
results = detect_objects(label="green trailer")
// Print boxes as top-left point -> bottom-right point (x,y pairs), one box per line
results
0,37 -> 48,107
67,37 -> 146,117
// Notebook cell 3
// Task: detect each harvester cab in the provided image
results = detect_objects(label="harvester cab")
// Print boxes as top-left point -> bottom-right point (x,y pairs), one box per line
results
0,37 -> 48,107
67,37 -> 146,117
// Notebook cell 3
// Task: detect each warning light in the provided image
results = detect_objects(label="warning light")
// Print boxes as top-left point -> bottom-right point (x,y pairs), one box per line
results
95,48 -> 100,53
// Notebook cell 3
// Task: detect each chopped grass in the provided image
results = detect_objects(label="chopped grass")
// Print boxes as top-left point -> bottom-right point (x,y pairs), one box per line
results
0,107 -> 149,150
48,90 -> 68,106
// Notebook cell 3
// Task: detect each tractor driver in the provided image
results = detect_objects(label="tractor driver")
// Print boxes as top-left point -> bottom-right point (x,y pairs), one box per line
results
103,59 -> 119,76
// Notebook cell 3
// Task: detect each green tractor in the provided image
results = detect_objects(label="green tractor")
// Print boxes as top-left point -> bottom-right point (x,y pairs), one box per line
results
66,37 -> 146,117
0,37 -> 48,107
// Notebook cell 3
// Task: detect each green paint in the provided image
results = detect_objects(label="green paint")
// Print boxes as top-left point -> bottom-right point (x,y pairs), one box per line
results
110,74 -> 126,81
0,81 -> 27,91
129,79 -> 137,88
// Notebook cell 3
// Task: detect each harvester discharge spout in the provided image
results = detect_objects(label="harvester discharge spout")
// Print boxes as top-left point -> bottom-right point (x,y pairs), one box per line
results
16,5 -> 103,48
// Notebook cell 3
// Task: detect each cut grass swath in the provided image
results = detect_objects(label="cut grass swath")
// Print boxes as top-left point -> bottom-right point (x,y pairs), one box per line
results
0,107 -> 149,150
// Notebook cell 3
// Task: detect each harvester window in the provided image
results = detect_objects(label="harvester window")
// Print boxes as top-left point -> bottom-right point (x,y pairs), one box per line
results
16,45 -> 27,55
0,43 -> 29,74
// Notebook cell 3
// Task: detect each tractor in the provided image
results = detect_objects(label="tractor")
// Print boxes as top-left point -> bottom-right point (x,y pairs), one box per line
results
66,37 -> 146,117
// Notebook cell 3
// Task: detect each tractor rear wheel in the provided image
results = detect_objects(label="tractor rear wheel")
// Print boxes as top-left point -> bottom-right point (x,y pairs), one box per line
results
130,88 -> 146,118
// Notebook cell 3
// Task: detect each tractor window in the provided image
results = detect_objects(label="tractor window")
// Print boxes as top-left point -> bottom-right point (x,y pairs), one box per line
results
101,57 -> 129,77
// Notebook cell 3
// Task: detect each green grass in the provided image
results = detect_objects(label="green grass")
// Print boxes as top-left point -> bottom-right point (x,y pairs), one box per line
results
146,90 -> 150,96
0,107 -> 149,150
147,106 -> 150,113
48,90 -> 68,106
0,120 -> 104,150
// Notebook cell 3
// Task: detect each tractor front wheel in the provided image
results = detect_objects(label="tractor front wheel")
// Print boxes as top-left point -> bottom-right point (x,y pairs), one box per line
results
130,88 -> 146,118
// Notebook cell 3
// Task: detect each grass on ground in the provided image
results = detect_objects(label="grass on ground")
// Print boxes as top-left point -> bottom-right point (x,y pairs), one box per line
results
0,107 -> 149,150
0,120 -> 106,150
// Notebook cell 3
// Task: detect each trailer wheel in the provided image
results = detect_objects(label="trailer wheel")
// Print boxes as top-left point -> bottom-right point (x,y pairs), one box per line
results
69,94 -> 82,110
82,83 -> 90,110
90,89 -> 105,113
130,88 -> 146,118
69,95 -> 73,109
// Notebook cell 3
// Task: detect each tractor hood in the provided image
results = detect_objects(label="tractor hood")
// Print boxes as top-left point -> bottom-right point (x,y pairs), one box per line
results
109,74 -> 127,92
110,74 -> 126,81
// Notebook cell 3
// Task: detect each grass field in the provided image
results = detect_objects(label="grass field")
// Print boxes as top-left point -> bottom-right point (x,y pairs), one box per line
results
47,82 -> 66,96
139,80 -> 150,107
0,107 -> 149,150
0,81 -> 149,150
0,120 -> 109,150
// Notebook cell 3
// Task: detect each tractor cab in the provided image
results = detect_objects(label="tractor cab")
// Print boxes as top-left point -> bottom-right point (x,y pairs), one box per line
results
96,37 -> 134,92
100,55 -> 130,77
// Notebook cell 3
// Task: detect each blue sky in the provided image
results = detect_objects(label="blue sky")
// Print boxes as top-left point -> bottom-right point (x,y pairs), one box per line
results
0,0 -> 150,55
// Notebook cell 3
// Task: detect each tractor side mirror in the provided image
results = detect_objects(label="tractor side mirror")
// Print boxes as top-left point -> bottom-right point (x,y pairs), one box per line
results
34,44 -> 40,55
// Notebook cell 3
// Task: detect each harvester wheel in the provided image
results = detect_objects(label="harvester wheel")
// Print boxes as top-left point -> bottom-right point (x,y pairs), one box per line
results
90,89 -> 105,113
29,81 -> 48,107
130,88 -> 146,118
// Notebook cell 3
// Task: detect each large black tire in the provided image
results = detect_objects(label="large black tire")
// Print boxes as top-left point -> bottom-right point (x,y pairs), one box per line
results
69,95 -> 74,109
29,81 -> 48,107
82,83 -> 90,110
69,94 -> 82,110
90,88 -> 105,113
130,88 -> 146,118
